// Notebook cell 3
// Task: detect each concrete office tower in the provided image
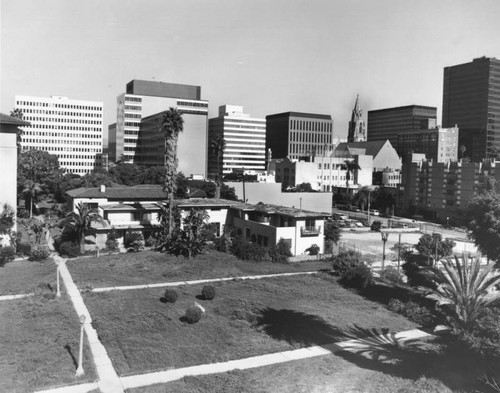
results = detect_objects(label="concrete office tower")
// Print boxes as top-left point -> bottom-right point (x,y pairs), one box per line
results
347,95 -> 366,142
367,105 -> 437,149
443,56 -> 500,162
109,80 -> 208,177
15,95 -> 103,175
398,126 -> 459,163
208,105 -> 266,177
265,112 -> 334,162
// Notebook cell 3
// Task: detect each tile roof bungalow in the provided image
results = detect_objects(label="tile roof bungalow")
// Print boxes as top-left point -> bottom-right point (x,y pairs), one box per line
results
66,185 -> 329,255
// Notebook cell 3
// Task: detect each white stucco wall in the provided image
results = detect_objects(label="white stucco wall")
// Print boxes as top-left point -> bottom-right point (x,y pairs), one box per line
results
0,126 -> 18,231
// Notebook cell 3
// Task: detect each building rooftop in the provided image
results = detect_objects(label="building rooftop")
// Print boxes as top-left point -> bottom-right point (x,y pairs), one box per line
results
231,202 -> 329,218
67,185 -> 166,200
335,140 -> 389,158
367,105 -> 437,114
266,112 -> 332,121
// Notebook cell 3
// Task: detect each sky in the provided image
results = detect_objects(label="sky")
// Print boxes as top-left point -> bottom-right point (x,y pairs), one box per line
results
2,0 -> 500,141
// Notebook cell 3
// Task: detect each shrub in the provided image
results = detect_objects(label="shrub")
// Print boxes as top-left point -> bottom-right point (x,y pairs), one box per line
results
370,220 -> 382,232
340,265 -> 373,289
324,240 -> 334,254
125,230 -> 144,252
16,241 -> 31,257
305,244 -> 320,256
402,252 -> 435,288
461,307 -> 500,359
185,305 -> 203,324
164,289 -> 178,303
230,238 -> 268,262
0,246 -> 16,266
105,238 -> 118,250
380,266 -> 404,285
388,298 -> 434,326
202,285 -> 216,300
331,250 -> 363,276
269,238 -> 292,263
29,248 -> 50,261
145,235 -> 156,247
214,233 -> 232,253
59,241 -> 81,258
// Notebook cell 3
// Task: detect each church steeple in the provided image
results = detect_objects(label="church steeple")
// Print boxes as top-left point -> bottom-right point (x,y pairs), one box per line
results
348,94 -> 366,142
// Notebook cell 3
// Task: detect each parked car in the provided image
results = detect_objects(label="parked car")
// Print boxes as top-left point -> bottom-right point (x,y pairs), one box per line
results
332,213 -> 349,220
369,209 -> 380,216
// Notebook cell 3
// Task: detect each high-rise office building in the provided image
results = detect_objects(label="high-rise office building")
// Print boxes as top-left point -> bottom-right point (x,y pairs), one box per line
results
109,80 -> 209,177
397,126 -> 459,163
208,105 -> 266,177
367,105 -> 437,149
265,112 -> 334,162
347,95 -> 366,142
442,56 -> 500,161
15,95 -> 103,175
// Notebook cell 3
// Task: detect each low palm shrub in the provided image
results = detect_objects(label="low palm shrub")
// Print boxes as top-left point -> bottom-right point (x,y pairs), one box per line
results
305,244 -> 320,256
388,298 -> 434,326
202,285 -> 216,300
380,266 -> 404,285
29,248 -> 50,261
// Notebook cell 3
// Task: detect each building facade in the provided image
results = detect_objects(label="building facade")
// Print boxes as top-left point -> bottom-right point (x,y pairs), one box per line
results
397,126 -> 459,163
109,80 -> 209,177
442,56 -> 500,162
15,95 -> 103,175
367,105 -> 437,149
347,95 -> 366,142
265,112 -> 334,161
208,105 -> 266,177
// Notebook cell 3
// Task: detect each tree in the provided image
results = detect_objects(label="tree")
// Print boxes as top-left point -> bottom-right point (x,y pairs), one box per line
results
0,204 -> 15,247
466,178 -> 500,265
18,149 -> 64,205
415,233 -> 455,267
459,144 -> 467,160
22,180 -> 42,218
165,208 -> 209,258
10,109 -> 24,153
175,172 -> 189,198
139,166 -> 165,185
161,108 -> 184,239
209,135 -> 226,199
372,186 -> 395,215
344,159 -> 360,189
422,254 -> 500,334
108,163 -> 143,185
294,182 -> 315,192
62,202 -> 104,254
324,220 -> 341,253
353,186 -> 372,211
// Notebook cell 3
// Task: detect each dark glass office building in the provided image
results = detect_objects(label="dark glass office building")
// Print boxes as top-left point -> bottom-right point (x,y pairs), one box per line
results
442,56 -> 500,161
367,105 -> 437,150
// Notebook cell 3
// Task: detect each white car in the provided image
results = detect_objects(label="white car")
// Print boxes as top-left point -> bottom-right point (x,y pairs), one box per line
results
369,209 -> 380,216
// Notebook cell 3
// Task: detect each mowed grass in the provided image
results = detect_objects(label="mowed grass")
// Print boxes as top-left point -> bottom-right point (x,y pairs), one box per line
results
0,258 -> 57,295
0,295 -> 97,392
68,250 -> 330,289
84,273 -> 416,376
130,338 -> 484,393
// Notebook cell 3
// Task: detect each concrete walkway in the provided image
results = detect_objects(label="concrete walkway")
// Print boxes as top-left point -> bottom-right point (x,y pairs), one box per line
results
92,271 -> 320,293
53,255 -> 124,393
0,293 -> 33,301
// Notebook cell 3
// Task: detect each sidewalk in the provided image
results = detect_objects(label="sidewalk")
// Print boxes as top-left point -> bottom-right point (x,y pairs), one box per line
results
53,255 -> 124,393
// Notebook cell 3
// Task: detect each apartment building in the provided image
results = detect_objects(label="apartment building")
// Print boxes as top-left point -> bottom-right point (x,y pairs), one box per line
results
15,95 -> 103,175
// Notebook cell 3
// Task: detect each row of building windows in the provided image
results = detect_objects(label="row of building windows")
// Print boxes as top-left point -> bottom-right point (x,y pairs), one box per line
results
124,105 -> 141,111
177,101 -> 208,108
290,120 -> 332,132
20,108 -> 102,118
23,139 -> 100,146
290,131 -> 331,144
24,117 -> 102,125
16,100 -> 102,111
125,96 -> 142,102
24,124 -> 101,132
23,131 -> 100,138
125,113 -> 142,119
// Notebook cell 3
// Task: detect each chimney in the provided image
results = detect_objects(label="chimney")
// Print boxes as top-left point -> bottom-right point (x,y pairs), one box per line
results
100,185 -> 106,193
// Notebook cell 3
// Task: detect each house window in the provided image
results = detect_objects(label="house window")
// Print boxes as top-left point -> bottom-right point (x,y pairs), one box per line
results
132,212 -> 141,221
245,228 -> 251,240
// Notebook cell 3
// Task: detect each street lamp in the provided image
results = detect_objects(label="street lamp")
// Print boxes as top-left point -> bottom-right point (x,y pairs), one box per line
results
76,314 -> 86,377
56,266 -> 61,297
381,231 -> 389,270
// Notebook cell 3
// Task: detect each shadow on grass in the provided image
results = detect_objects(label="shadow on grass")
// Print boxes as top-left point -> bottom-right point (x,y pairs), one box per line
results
64,343 -> 78,369
255,307 -> 483,391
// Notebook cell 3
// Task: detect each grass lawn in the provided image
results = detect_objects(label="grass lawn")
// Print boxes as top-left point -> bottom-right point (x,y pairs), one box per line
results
0,294 -> 97,392
68,250 -> 331,289
129,337 -> 486,393
84,273 -> 417,377
0,258 -> 58,295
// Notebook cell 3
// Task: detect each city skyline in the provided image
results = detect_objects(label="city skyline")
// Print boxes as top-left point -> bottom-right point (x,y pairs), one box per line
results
2,0 -> 500,140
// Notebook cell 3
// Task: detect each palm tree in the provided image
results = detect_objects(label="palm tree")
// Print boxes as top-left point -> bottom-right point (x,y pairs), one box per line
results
423,254 -> 500,333
459,144 -> 466,161
344,159 -> 360,190
63,202 -> 104,254
353,186 -> 372,211
22,180 -> 42,218
210,135 -> 226,199
160,107 -> 184,238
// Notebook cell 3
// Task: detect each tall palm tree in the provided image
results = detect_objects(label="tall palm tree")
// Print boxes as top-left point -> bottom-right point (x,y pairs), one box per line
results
344,159 -> 360,190
160,107 -> 184,238
423,254 -> 500,333
210,135 -> 226,199
63,202 -> 104,254
22,180 -> 42,218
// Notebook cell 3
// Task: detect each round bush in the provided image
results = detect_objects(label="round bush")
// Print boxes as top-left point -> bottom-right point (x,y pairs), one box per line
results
185,305 -> 202,324
202,285 -> 216,300
59,242 -> 81,258
164,289 -> 178,303
29,248 -> 51,261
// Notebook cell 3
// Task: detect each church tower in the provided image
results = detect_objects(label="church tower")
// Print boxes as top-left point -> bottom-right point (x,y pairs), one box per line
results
347,94 -> 366,142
